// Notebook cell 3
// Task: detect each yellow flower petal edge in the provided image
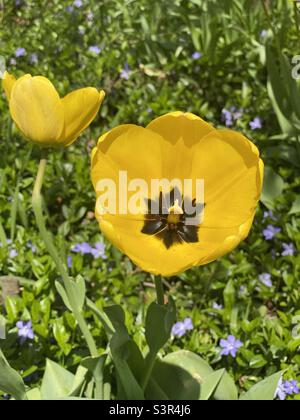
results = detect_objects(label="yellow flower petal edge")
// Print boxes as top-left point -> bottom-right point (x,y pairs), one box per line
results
91,112 -> 264,276
2,72 -> 105,147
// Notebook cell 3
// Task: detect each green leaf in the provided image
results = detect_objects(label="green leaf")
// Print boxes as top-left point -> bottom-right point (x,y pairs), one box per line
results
200,369 -> 225,400
240,371 -> 283,400
145,298 -> 176,353
289,195 -> 300,215
55,276 -> 86,312
261,166 -> 285,209
214,370 -> 238,400
41,359 -> 75,400
0,349 -> 27,400
55,281 -> 72,311
80,355 -> 107,399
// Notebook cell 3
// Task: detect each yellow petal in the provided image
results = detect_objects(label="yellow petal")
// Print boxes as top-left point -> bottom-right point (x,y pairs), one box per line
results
9,75 -> 64,145
2,71 -> 16,100
61,88 -> 105,146
191,129 -> 263,229
147,112 -> 216,180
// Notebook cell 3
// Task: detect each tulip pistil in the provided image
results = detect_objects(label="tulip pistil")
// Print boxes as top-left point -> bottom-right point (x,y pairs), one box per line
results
142,188 -> 203,249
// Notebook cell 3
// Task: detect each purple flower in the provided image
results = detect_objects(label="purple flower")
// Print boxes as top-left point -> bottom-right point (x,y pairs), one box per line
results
89,45 -> 101,55
29,53 -> 38,64
260,29 -> 268,39
263,209 -> 274,220
91,242 -> 107,259
26,241 -> 37,253
16,321 -> 34,343
9,248 -> 18,258
249,117 -> 262,130
72,242 -> 93,255
220,335 -> 243,358
15,47 -> 26,58
275,377 -> 286,400
172,317 -> 193,338
67,256 -> 72,268
263,225 -> 281,240
283,380 -> 300,396
66,5 -> 74,13
120,63 -> 130,80
87,11 -> 94,21
259,273 -> 272,287
73,0 -> 83,7
222,109 -> 233,127
212,302 -> 223,310
281,243 -> 296,257
9,58 -> 17,66
192,52 -> 202,60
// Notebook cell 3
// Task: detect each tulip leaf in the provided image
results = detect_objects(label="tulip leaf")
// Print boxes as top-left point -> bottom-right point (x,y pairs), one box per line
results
55,281 -> 72,311
214,370 -> 238,400
41,359 -> 75,400
145,297 -> 176,353
55,276 -> 86,312
199,369 -> 225,400
105,305 -> 145,400
0,349 -> 27,400
239,371 -> 283,400
261,166 -> 285,209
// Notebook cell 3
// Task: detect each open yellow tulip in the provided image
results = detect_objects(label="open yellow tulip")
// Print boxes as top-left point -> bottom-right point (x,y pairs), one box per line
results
2,71 -> 105,147
91,112 -> 264,277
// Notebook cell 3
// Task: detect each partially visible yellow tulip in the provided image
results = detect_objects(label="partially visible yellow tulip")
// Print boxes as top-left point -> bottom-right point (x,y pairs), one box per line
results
2,71 -> 105,147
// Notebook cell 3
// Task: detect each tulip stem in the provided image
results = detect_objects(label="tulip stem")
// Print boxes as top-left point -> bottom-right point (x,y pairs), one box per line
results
154,276 -> 165,305
32,155 -> 98,358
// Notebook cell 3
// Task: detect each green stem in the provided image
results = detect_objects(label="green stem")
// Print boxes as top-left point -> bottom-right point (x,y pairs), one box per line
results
141,276 -> 166,391
32,156 -> 98,358
154,276 -> 164,305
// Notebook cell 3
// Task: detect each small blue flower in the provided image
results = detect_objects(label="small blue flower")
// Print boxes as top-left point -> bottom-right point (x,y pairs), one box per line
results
89,45 -> 101,55
260,29 -> 268,39
263,225 -> 281,240
275,377 -> 286,400
220,335 -> 243,358
259,273 -> 272,287
263,209 -> 275,220
15,47 -> 26,58
249,117 -> 262,130
221,109 -> 233,127
72,242 -> 93,255
120,63 -> 130,80
9,248 -> 18,259
66,5 -> 74,13
67,256 -> 72,268
87,11 -> 94,21
91,242 -> 107,259
212,302 -> 223,310
192,51 -> 202,60
16,321 -> 34,343
172,317 -> 193,338
281,243 -> 295,257
29,53 -> 38,64
284,380 -> 300,396
26,241 -> 37,253
73,0 -> 83,7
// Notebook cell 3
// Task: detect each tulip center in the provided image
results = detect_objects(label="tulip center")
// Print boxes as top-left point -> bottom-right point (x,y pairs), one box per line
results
141,188 -> 204,249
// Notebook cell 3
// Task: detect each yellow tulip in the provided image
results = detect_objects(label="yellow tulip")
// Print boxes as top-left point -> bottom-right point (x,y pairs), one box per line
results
91,112 -> 264,277
2,71 -> 105,147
